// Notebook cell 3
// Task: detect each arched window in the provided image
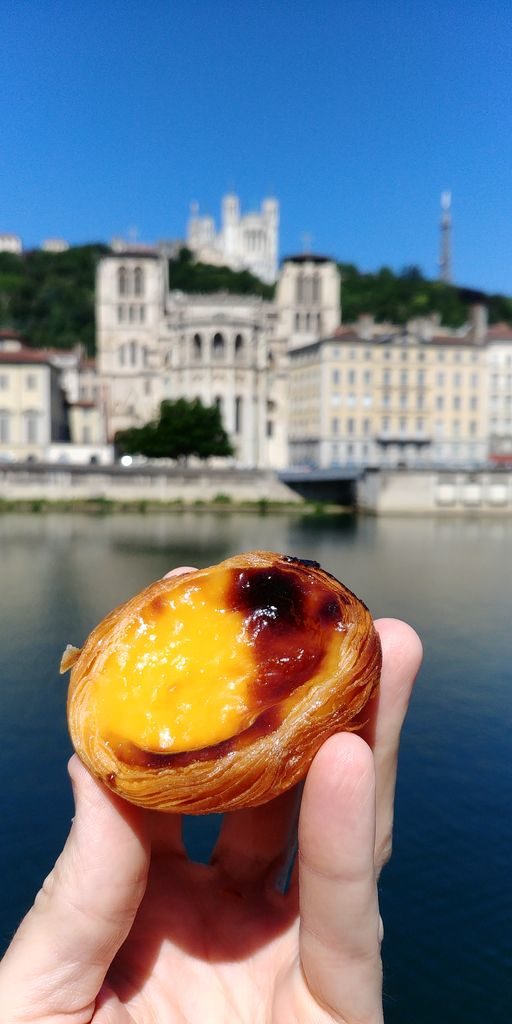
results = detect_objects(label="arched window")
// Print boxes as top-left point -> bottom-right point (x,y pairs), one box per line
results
296,273 -> 304,304
128,305 -> 136,322
212,332 -> 225,360
119,345 -> 125,367
317,312 -> 322,333
129,340 -> 137,366
193,333 -> 202,360
312,272 -> 321,303
133,266 -> 144,296
118,266 -> 128,296
294,312 -> 300,331
303,276 -> 312,305
234,333 -> 244,359
214,395 -> 223,416
305,312 -> 311,331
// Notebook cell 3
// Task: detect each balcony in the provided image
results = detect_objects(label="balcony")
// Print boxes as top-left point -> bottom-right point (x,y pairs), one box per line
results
375,433 -> 431,447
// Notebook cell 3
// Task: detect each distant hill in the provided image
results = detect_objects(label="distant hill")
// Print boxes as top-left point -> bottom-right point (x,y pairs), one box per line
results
1,245 -> 511,354
339,262 -> 512,328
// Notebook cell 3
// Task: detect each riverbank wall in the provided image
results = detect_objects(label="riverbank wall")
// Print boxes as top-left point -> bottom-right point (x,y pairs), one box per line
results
358,468 -> 512,514
0,464 -> 302,506
3,463 -> 512,514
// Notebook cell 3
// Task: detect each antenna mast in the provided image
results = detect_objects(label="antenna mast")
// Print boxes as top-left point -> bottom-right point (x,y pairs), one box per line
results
439,191 -> 452,283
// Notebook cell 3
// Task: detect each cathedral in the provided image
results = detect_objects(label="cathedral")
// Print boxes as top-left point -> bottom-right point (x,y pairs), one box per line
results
186,193 -> 279,284
95,250 -> 341,468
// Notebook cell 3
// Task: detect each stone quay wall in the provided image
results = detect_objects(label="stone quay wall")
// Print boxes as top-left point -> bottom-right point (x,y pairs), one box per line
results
357,469 -> 512,514
0,464 -> 302,505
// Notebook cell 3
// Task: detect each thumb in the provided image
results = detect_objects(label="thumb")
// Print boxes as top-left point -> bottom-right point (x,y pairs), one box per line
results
0,755 -> 150,1023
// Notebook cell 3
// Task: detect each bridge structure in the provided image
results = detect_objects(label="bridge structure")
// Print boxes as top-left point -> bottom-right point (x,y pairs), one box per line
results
278,467 -> 363,506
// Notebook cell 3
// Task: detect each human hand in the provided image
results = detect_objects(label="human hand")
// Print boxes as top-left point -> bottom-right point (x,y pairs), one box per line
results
0,567 -> 422,1024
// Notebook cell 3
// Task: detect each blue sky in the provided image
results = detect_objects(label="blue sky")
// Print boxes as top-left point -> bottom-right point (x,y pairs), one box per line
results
1,0 -> 511,293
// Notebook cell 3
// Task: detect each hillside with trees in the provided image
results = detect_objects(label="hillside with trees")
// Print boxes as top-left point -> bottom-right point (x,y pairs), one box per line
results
1,243 -> 512,354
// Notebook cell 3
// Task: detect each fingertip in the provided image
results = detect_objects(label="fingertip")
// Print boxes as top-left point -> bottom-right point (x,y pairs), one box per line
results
309,731 -> 374,789
375,617 -> 423,680
163,566 -> 197,579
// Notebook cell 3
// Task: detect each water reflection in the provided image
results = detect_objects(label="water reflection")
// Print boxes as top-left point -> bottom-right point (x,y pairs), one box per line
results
0,511 -> 510,1023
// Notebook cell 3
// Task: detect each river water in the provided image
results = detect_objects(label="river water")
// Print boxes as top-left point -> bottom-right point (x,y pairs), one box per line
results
0,511 -> 510,1021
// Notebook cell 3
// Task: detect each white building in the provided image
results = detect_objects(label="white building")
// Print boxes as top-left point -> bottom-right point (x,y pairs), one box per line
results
42,238 -> 70,253
187,193 -> 279,284
0,234 -> 22,254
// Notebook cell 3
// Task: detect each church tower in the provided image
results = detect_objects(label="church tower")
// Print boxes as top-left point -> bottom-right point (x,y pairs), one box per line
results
276,255 -> 341,348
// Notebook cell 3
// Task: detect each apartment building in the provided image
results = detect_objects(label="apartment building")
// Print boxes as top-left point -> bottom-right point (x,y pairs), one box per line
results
288,316 -> 490,469
0,342 -> 68,459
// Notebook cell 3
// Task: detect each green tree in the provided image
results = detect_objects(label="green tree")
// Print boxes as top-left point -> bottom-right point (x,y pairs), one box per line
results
115,398 -> 235,463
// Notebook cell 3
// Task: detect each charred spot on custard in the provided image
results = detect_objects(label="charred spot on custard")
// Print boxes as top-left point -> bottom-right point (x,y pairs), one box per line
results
149,594 -> 167,616
226,562 -> 344,704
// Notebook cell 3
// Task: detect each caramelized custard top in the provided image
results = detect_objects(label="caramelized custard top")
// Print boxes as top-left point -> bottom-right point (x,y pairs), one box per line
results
87,559 -> 346,763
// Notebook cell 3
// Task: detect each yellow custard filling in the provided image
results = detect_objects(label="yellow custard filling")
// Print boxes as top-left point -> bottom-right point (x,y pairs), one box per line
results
89,571 -> 256,753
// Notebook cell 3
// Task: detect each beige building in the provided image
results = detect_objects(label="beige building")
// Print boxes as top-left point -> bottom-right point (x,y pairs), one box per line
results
0,340 -> 68,460
288,313 -> 491,470
485,323 -> 512,464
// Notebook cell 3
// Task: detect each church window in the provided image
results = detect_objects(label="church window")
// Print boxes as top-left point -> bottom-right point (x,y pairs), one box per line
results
296,273 -> 304,304
129,305 -> 136,323
294,312 -> 300,331
133,266 -> 145,296
193,333 -> 202,359
235,334 -> 244,359
119,345 -> 125,367
118,266 -> 128,296
212,333 -> 225,360
235,395 -> 243,433
312,273 -> 321,303
266,420 -> 273,438
317,313 -> 322,333
118,306 -> 125,323
214,396 -> 223,417
139,306 -> 145,323
305,313 -> 311,331
129,340 -> 137,366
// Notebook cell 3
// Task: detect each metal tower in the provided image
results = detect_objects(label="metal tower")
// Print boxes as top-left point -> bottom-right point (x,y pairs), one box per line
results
439,191 -> 452,283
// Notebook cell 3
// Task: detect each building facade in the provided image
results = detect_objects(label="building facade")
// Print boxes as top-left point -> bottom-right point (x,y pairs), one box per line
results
288,314 -> 493,469
187,193 -> 279,284
95,251 -> 298,467
0,341 -> 68,459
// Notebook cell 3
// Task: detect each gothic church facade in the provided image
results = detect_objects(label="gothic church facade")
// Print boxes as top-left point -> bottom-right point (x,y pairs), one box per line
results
96,252 -> 341,468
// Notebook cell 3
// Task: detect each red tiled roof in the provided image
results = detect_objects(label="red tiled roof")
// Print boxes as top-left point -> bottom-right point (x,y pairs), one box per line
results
0,346 -> 51,365
430,334 -> 472,345
485,323 -> 512,340
331,325 -> 359,339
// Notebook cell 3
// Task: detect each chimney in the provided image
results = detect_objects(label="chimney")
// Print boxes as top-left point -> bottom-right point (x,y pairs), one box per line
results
470,304 -> 488,343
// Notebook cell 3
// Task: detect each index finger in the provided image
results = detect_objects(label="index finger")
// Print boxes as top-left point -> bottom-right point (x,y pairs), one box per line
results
360,618 -> 423,872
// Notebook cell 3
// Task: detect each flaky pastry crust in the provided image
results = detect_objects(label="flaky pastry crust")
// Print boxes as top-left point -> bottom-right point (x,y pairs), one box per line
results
64,551 -> 381,813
